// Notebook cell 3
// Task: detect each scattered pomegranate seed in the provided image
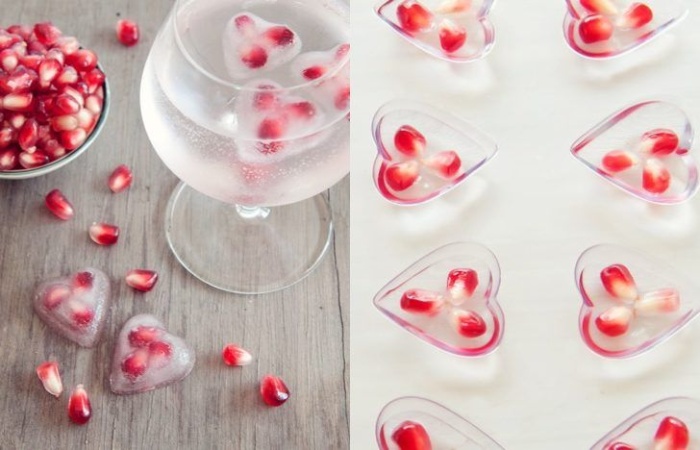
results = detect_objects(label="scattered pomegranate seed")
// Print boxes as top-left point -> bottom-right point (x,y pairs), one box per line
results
122,349 -> 149,380
88,222 -> 119,246
578,15 -> 614,44
385,160 -> 420,191
600,264 -> 638,300
43,285 -> 71,310
260,375 -> 290,407
451,309 -> 487,338
107,164 -> 133,193
116,19 -> 140,47
447,268 -> 478,299
639,129 -> 679,156
263,26 -> 295,47
437,0 -> 471,14
125,269 -> 159,292
654,416 -> 689,450
222,344 -> 253,366
36,361 -> 63,397
423,150 -> 462,179
391,420 -> 433,450
439,19 -> 467,54
634,288 -> 680,315
396,0 -> 434,34
67,385 -> 91,425
45,189 -> 74,220
580,0 -> 618,15
240,44 -> 268,69
642,158 -> 671,194
601,150 -> 637,173
128,326 -> 160,347
394,125 -> 426,157
400,289 -> 444,315
595,306 -> 633,337
617,3 -> 653,29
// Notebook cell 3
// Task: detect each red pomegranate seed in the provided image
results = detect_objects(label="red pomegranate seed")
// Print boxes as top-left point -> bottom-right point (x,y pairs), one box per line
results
76,109 -> 95,131
67,384 -> 91,425
447,268 -> 478,299
85,94 -> 103,115
10,42 -> 26,57
44,140 -> 66,160
148,341 -> 172,357
59,86 -> 85,107
639,129 -> 679,156
394,125 -> 426,157
385,160 -> 420,191
400,289 -> 444,315
44,285 -> 71,309
234,15 -> 255,32
0,31 -> 20,50
18,118 -> 38,150
579,15 -> 614,44
0,148 -> 18,170
0,127 -> 14,148
3,92 -> 33,111
116,19 -> 140,47
451,309 -> 487,338
600,264 -> 638,300
45,189 -> 74,220
642,158 -> 671,194
88,222 -> 119,246
601,150 -> 636,173
618,3 -> 653,29
18,150 -> 48,168
36,361 -> 63,398
82,68 -> 105,94
263,26 -> 295,47
65,49 -> 97,72
240,44 -> 268,69
108,164 -> 133,193
46,48 -> 65,65
7,25 -> 31,40
335,43 -> 350,60
33,22 -> 62,46
55,36 -> 79,55
396,0 -> 434,34
38,58 -> 62,87
125,269 -> 158,292
8,112 -> 26,129
70,302 -> 94,327
595,306 -> 633,337
222,344 -> 253,366
439,19 -> 467,53
51,114 -> 78,132
53,94 -> 81,115
392,420 -> 433,450
654,416 -> 689,450
0,67 -> 37,94
605,443 -> 635,450
0,49 -> 18,72
21,54 -> 42,70
260,375 -> 290,407
59,128 -> 87,150
54,66 -> 79,86
286,101 -> 316,121
122,350 -> 149,380
334,83 -> 350,110
258,117 -> 287,139
252,86 -> 278,111
635,288 -> 680,315
128,327 -> 160,347
423,150 -> 462,179
581,0 -> 618,15
302,65 -> 326,80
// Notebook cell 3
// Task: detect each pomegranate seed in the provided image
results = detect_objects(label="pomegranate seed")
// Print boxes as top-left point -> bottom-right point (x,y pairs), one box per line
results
601,150 -> 637,173
7,25 -> 31,40
8,112 -> 26,129
125,269 -> 158,292
437,0 -> 471,13
18,150 -> 48,168
0,148 -> 18,170
116,19 -> 140,46
654,416 -> 689,450
258,117 -> 287,139
53,94 -> 81,115
70,303 -> 94,327
392,420 -> 433,450
286,101 -> 316,120
76,108 -> 95,131
639,129 -> 679,156
260,375 -> 290,407
578,15 -> 614,44
85,94 -> 103,115
234,15 -> 255,32
45,189 -> 74,220
0,49 -> 18,71
148,341 -> 172,358
54,66 -> 79,86
334,83 -> 350,110
88,222 -> 119,246
635,288 -> 680,315
0,67 -> 37,94
66,49 -> 97,72
600,264 -> 638,300
240,44 -> 267,69
451,309 -> 487,338
595,306 -> 633,337
253,87 -> 278,111
108,164 -> 133,193
36,361 -> 63,397
0,127 -> 14,148
447,268 -> 478,299
38,58 -> 62,86
21,54 -> 42,70
55,36 -> 79,55
605,443 -> 635,450
336,43 -> 351,60
400,289 -> 444,315
263,26 -> 295,47
385,160 -> 420,191
18,118 -> 38,150
67,385 -> 91,425
0,30 -> 20,50
44,285 -> 71,310
439,19 -> 467,53
581,0 -> 618,15
10,42 -> 26,58
3,92 -> 33,111
128,327 -> 160,347
394,125 -> 426,157
82,68 -> 105,93
33,22 -> 62,46
122,350 -> 149,380
222,344 -> 253,366
59,86 -> 85,107
257,141 -> 284,154
423,150 -> 462,179
73,271 -> 94,290
642,158 -> 671,194
618,3 -> 653,29
302,65 -> 326,80
45,48 -> 65,65
396,0 -> 434,34
44,140 -> 66,160
59,128 -> 87,150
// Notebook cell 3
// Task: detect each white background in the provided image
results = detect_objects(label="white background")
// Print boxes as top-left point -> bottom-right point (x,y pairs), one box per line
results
350,1 -> 700,448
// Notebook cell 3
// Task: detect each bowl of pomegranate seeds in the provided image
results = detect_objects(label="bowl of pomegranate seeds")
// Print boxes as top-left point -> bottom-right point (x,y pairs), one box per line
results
0,22 -> 109,179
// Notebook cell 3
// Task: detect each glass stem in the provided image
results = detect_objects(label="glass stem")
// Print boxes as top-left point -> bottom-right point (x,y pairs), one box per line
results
235,204 -> 270,220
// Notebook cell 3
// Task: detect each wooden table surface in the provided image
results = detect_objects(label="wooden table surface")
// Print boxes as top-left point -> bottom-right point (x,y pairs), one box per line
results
0,1 -> 349,448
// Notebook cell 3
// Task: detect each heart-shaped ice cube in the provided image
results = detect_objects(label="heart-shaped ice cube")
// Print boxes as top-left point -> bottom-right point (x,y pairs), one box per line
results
109,314 -> 196,395
571,101 -> 699,204
33,268 -> 111,348
375,0 -> 495,62
374,242 -> 504,357
373,100 -> 497,205
289,43 -> 350,113
377,396 -> 505,449
563,0 -> 688,59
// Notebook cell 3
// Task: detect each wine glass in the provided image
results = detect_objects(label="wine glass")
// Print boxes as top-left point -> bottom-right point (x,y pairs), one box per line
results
140,0 -> 349,294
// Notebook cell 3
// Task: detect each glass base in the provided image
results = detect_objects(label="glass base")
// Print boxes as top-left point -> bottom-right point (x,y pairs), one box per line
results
165,182 -> 333,294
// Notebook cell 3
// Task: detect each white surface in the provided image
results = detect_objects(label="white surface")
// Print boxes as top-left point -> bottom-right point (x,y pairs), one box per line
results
350,1 -> 700,448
